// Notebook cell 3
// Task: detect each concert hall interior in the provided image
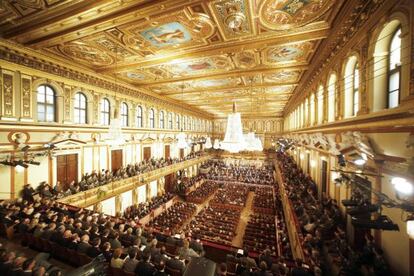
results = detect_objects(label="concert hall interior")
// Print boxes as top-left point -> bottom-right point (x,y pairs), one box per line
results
0,0 -> 413,275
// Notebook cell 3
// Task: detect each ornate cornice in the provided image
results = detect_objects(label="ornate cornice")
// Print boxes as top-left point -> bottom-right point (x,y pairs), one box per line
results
0,39 -> 212,119
285,0 -> 390,112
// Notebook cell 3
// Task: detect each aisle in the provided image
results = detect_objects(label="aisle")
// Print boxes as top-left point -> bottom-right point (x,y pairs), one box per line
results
232,191 -> 255,248
177,189 -> 219,231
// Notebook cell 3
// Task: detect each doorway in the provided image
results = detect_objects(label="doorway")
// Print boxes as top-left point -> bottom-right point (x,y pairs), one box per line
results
57,154 -> 78,190
111,149 -> 123,172
164,145 -> 170,159
143,146 -> 151,161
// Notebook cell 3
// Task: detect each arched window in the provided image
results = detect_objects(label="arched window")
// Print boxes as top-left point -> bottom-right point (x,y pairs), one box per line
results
317,85 -> 324,124
159,110 -> 165,129
121,102 -> 129,127
176,114 -> 180,129
100,98 -> 110,125
149,108 -> 155,128
136,106 -> 143,127
168,113 -> 173,129
327,74 -> 337,122
37,84 -> 56,122
344,56 -> 359,118
353,63 -> 359,115
310,93 -> 315,125
74,92 -> 87,124
388,28 -> 401,108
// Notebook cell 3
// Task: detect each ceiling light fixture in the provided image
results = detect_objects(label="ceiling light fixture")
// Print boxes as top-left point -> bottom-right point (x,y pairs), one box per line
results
225,12 -> 245,30
204,137 -> 212,149
220,102 -> 246,153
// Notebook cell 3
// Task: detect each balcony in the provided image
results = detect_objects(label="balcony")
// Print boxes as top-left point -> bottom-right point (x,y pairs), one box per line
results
58,154 -> 212,208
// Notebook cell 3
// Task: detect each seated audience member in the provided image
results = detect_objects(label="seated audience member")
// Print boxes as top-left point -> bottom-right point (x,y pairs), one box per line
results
258,249 -> 273,269
178,239 -> 199,260
135,251 -> 156,276
101,242 -> 112,262
166,256 -> 186,274
21,258 -> 36,276
217,262 -> 227,276
254,261 -> 272,276
110,232 -> 122,250
123,248 -> 139,273
154,260 -> 168,276
110,248 -> 124,269
86,238 -> 101,258
77,234 -> 92,254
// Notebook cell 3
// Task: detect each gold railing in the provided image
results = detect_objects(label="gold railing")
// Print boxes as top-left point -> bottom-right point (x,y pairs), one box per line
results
274,160 -> 305,261
58,155 -> 212,208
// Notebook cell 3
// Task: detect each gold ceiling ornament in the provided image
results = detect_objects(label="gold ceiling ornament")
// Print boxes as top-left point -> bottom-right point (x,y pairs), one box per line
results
209,0 -> 254,39
57,41 -> 115,66
259,0 -> 334,30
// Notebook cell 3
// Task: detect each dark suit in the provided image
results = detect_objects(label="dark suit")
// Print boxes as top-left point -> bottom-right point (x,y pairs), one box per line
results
87,246 -> 101,258
135,261 -> 155,276
166,258 -> 185,273
77,242 -> 92,254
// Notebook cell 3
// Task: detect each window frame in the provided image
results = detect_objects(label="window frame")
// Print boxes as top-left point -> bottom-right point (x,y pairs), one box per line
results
159,110 -> 165,129
149,108 -> 155,128
136,105 -> 143,128
74,92 -> 87,124
37,84 -> 56,122
387,28 -> 402,109
121,102 -> 129,127
352,63 -> 359,116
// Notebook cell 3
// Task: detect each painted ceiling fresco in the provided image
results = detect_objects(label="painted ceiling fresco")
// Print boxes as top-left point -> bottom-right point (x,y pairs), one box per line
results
0,0 -> 338,117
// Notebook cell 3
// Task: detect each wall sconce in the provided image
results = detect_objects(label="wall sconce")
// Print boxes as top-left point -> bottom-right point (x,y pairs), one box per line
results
310,160 -> 316,168
392,177 -> 413,195
300,153 -> 305,160
407,218 -> 414,239
305,149 -> 310,153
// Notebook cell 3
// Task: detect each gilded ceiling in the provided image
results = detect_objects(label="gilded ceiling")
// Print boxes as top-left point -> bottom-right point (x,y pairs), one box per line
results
0,0 -> 340,118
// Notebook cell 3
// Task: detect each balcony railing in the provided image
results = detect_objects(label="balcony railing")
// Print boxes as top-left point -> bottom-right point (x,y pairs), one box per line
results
58,154 -> 212,208
274,159 -> 306,261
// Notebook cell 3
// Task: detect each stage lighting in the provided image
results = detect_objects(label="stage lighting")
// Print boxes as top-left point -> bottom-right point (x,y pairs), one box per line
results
354,158 -> 366,166
24,160 -> 40,165
337,154 -> 346,167
351,215 -> 399,231
0,160 -> 17,167
392,177 -> 413,195
346,204 -> 379,216
341,199 -> 359,207
407,218 -> 414,239
15,160 -> 28,168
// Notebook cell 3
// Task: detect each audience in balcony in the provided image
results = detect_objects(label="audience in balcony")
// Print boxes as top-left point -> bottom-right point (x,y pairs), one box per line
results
28,152 -> 204,201
123,193 -> 174,220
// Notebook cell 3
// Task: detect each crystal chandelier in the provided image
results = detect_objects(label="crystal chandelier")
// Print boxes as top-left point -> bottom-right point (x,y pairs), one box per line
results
107,46 -> 124,146
205,137 -> 212,149
213,138 -> 221,149
221,102 -> 246,153
177,132 -> 188,149
225,12 -> 245,30
107,108 -> 124,146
